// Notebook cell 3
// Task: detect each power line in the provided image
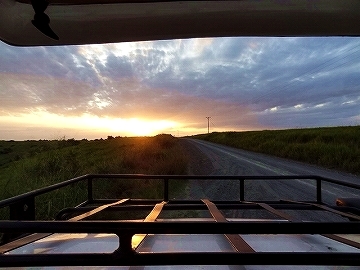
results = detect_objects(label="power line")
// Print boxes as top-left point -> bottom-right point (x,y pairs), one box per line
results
210,119 -> 216,131
251,42 -> 360,105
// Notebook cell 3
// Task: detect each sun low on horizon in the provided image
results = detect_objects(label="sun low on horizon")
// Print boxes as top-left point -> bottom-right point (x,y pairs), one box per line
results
0,111 -> 188,140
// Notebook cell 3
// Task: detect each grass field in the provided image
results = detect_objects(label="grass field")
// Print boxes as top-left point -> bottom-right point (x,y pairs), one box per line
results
0,134 -> 188,220
192,126 -> 360,176
1,126 -> 359,222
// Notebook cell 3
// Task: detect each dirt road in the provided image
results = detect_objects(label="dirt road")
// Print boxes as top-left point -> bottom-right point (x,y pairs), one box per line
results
180,138 -> 360,221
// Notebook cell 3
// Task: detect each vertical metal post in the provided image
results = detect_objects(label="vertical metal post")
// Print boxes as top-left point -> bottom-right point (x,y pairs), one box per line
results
7,197 -> 36,242
164,178 -> 169,201
87,177 -> 93,203
316,178 -> 322,204
9,197 -> 35,220
239,179 -> 245,201
116,233 -> 134,255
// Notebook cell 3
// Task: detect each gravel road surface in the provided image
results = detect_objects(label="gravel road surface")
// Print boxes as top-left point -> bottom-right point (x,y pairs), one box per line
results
179,138 -> 360,221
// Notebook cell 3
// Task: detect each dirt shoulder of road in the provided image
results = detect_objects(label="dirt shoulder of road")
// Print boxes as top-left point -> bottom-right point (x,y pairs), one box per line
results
179,139 -> 214,175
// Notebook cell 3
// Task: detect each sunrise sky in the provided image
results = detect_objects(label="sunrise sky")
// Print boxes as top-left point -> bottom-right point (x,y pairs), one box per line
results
1,37 -> 359,140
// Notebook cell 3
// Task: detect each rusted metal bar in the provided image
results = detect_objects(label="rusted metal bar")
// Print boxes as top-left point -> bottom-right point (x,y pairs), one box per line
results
255,201 -> 360,250
255,202 -> 301,222
132,201 -> 167,250
68,198 -> 129,221
143,201 -> 167,222
0,233 -> 51,254
202,199 -> 255,253
322,234 -> 360,249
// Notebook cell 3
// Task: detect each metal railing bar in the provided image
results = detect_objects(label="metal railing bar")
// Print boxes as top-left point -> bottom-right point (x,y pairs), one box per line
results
74,200 -> 90,208
317,179 -> 322,203
1,220 -> 359,234
0,233 -> 52,254
87,177 -> 93,202
163,178 -> 169,201
322,234 -> 360,249
283,200 -> 360,221
0,175 -> 89,208
91,199 -> 162,204
86,174 -> 360,189
1,252 -> 359,267
239,179 -> 245,201
54,203 -> 321,220
2,174 -> 360,209
252,202 -> 360,250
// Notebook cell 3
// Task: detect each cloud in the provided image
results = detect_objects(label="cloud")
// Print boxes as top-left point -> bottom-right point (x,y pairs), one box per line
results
0,36 -> 360,139
99,53 -> 134,78
0,43 -> 101,86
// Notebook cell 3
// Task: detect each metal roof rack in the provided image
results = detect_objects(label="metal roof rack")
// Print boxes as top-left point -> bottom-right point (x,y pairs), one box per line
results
1,174 -> 360,267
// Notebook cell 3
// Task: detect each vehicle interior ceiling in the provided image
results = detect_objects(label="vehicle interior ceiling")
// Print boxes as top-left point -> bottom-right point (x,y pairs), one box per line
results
1,0 -> 360,47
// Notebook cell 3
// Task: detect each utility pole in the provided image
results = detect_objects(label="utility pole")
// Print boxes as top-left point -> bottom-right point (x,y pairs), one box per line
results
206,117 -> 211,133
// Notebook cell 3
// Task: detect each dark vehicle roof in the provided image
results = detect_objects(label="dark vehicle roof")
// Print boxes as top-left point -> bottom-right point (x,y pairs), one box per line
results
1,0 -> 360,46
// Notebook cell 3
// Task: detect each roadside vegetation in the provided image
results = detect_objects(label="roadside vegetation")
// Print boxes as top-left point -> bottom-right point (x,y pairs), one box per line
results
192,126 -> 360,176
0,134 -> 188,220
1,125 -> 359,223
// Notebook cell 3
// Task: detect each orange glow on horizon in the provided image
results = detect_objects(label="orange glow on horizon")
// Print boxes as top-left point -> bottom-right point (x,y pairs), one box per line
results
0,111 -> 182,139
